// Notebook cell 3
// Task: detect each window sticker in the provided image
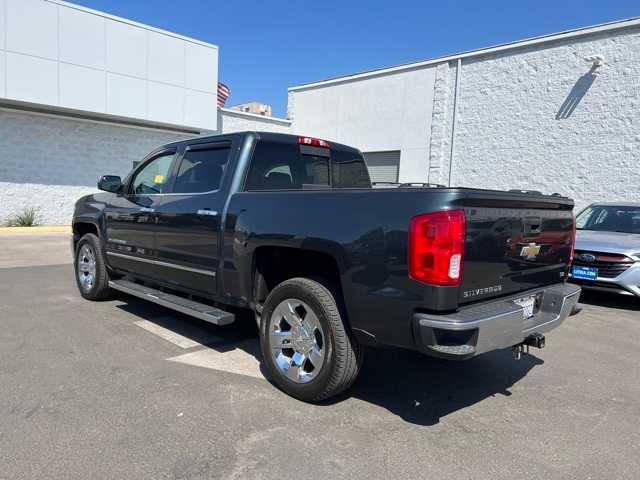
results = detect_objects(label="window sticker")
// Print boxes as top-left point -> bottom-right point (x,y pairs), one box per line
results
154,175 -> 165,184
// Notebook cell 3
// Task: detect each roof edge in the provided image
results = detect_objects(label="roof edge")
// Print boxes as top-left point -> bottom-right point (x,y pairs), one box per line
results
289,16 -> 640,92
46,0 -> 218,49
220,107 -> 291,125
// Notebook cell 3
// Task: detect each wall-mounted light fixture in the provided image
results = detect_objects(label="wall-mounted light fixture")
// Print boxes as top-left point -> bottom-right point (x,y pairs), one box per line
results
584,55 -> 605,67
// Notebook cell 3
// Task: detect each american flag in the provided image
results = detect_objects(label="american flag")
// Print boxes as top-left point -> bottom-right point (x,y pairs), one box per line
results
217,82 -> 230,107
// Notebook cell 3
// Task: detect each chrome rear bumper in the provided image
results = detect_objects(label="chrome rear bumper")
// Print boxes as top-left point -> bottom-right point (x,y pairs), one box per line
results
413,283 -> 581,359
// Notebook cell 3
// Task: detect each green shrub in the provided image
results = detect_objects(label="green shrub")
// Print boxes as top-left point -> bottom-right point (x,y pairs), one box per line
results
6,207 -> 41,227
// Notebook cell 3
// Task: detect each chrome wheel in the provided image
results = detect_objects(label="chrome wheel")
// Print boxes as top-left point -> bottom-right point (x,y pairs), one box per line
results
77,244 -> 97,292
268,298 -> 326,383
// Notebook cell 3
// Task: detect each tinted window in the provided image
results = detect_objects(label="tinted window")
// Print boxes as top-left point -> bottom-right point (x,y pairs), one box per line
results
130,152 -> 174,195
245,141 -> 329,191
172,146 -> 230,193
332,149 -> 371,188
576,205 -> 640,234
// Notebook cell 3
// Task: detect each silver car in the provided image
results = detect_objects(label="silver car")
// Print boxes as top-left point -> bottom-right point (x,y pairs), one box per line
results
570,202 -> 640,297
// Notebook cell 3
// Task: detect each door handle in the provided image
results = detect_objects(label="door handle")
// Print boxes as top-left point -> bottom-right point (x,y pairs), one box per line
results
139,207 -> 155,213
197,209 -> 218,216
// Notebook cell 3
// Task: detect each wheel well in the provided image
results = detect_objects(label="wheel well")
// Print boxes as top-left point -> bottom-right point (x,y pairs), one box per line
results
72,222 -> 98,249
253,247 -> 342,305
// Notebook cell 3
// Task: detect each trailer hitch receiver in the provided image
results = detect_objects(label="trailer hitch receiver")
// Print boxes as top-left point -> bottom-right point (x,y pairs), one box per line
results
512,333 -> 546,360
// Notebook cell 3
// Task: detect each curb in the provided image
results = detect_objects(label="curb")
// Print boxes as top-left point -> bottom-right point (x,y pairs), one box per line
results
0,226 -> 72,234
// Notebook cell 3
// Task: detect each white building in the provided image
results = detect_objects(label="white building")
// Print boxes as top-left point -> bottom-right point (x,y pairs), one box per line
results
0,0 -> 285,224
1,2 -> 638,224
229,101 -> 273,117
287,18 -> 640,210
0,0 -> 217,224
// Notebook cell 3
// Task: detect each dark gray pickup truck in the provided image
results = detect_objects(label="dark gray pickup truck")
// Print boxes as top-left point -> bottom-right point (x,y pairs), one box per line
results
71,131 -> 580,401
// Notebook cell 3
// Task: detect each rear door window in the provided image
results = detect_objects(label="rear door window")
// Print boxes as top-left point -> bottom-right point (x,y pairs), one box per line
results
172,145 -> 231,194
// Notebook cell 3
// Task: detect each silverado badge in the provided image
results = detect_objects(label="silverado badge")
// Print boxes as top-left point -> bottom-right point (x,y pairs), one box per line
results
520,243 -> 541,260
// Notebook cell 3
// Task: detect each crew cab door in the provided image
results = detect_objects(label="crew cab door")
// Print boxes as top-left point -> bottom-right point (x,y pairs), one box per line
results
104,149 -> 176,278
153,139 -> 236,297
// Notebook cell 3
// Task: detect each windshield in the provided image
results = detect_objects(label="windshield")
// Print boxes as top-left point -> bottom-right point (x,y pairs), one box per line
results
576,205 -> 640,234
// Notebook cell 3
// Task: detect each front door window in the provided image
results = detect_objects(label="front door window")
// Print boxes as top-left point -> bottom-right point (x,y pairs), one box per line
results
130,153 -> 174,195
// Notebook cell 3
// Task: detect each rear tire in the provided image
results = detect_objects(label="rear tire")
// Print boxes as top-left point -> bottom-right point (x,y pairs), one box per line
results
260,277 -> 363,402
74,233 -> 114,300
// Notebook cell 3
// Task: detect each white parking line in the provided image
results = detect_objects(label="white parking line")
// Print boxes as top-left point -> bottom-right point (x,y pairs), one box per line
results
134,319 -> 218,349
167,340 -> 264,379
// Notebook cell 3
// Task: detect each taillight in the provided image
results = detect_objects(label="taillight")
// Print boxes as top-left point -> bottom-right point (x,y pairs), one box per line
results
298,136 -> 330,148
408,209 -> 466,286
569,215 -> 576,264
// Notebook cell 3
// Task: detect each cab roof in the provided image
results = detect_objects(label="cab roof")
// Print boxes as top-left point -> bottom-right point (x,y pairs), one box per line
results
162,131 -> 361,153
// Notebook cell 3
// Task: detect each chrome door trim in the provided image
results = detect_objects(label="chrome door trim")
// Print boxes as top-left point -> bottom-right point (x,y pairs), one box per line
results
197,209 -> 218,216
106,251 -> 216,277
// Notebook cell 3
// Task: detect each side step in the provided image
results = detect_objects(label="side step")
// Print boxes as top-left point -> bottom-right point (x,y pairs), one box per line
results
109,279 -> 235,326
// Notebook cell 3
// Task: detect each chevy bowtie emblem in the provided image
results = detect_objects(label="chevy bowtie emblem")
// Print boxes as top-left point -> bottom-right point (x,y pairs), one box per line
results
520,243 -> 541,259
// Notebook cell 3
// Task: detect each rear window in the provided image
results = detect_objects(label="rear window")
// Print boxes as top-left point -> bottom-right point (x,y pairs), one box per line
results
332,149 -> 371,188
244,140 -> 370,191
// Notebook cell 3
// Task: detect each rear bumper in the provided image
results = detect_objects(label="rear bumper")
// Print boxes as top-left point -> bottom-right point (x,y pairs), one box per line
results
413,282 -> 581,360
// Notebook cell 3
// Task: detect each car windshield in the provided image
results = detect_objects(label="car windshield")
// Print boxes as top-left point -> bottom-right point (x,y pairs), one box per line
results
576,205 -> 640,234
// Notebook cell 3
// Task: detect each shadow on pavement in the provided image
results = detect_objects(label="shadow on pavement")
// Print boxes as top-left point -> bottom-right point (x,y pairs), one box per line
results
334,347 -> 542,425
578,290 -> 640,311
114,293 -> 543,426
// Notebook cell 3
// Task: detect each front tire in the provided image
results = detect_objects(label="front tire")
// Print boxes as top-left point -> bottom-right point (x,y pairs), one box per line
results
260,277 -> 363,402
74,233 -> 114,300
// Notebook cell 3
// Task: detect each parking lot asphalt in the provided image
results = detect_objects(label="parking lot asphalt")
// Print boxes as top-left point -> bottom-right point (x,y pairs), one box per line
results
1,233 -> 639,479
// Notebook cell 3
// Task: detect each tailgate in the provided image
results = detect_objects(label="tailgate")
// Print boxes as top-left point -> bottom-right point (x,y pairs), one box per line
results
460,197 -> 574,303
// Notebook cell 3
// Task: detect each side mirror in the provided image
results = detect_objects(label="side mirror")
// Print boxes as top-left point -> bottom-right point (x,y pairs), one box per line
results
98,175 -> 122,193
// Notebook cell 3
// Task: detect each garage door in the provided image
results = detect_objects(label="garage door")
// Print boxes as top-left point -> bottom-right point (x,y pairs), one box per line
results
363,151 -> 400,184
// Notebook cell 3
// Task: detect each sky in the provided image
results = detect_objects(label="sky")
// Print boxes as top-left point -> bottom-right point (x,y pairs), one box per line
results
72,0 -> 639,117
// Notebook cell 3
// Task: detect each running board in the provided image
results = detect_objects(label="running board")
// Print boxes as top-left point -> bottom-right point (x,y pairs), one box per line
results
109,279 -> 235,326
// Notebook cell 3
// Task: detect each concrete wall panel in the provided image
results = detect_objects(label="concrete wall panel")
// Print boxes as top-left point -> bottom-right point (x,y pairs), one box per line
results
59,6 -> 106,69
148,30 -> 185,87
6,0 -> 58,60
290,67 -> 436,182
5,52 -> 58,105
106,20 -> 147,78
1,0 -> 218,131
59,63 -> 106,113
0,51 -> 5,98
0,0 -> 6,51
186,42 -> 218,93
148,81 -> 184,125
106,73 -> 146,119
185,89 -> 217,131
